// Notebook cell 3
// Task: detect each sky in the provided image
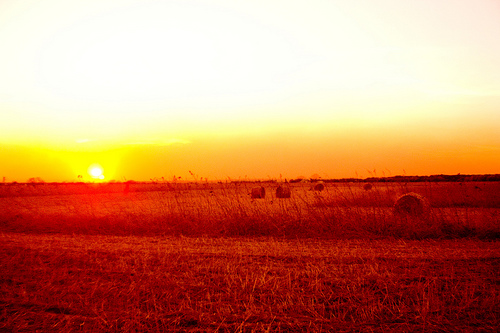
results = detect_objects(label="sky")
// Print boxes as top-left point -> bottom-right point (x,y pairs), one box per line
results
1,0 -> 499,182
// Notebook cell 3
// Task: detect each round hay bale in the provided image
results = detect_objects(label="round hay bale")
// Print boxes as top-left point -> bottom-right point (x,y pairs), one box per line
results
313,182 -> 325,191
251,186 -> 265,199
276,185 -> 291,198
363,183 -> 373,191
393,192 -> 430,217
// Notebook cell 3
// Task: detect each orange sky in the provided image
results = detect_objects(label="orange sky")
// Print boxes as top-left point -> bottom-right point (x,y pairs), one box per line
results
1,0 -> 499,182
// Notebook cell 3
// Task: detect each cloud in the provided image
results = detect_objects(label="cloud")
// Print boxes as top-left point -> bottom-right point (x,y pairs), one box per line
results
125,138 -> 191,146
75,138 -> 95,143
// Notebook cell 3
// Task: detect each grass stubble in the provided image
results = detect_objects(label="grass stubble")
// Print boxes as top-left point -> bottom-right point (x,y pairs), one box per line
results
0,181 -> 499,331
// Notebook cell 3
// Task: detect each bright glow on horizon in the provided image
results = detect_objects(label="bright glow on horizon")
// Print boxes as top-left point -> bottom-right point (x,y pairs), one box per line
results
88,164 -> 104,180
1,0 -> 499,181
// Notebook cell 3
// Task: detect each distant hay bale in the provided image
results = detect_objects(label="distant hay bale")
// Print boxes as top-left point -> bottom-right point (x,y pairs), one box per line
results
313,182 -> 325,191
251,186 -> 266,199
393,192 -> 430,217
363,183 -> 373,191
276,185 -> 291,198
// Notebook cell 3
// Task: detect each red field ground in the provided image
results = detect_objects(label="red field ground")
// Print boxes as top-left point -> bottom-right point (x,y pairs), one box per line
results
0,181 -> 499,331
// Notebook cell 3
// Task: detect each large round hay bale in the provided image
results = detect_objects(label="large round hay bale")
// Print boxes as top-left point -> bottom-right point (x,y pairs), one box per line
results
276,185 -> 291,198
313,181 -> 325,191
251,186 -> 265,199
393,192 -> 430,217
363,183 -> 373,191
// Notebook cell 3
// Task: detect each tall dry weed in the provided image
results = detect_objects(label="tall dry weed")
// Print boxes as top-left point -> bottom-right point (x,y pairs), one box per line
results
0,181 -> 498,239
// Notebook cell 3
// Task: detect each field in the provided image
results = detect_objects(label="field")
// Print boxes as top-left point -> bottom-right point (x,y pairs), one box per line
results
1,181 -> 499,331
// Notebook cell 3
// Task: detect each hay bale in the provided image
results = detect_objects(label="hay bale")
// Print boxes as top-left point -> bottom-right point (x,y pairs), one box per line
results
251,186 -> 266,199
276,185 -> 291,198
313,181 -> 325,191
393,192 -> 430,217
363,183 -> 373,191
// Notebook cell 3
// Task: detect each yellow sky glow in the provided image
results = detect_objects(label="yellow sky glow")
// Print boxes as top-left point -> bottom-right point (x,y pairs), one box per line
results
1,0 -> 499,182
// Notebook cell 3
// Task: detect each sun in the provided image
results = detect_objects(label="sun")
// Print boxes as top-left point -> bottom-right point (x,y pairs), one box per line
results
88,164 -> 104,180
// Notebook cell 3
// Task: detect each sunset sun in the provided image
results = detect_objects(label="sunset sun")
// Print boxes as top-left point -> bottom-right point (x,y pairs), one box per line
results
88,164 -> 104,180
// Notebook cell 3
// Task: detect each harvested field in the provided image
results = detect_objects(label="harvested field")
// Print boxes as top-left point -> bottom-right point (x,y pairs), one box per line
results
1,233 -> 499,332
0,181 -> 499,331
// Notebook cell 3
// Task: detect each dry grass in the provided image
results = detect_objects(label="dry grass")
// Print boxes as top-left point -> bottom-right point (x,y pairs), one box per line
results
0,181 -> 499,331
0,181 -> 498,239
1,233 -> 499,332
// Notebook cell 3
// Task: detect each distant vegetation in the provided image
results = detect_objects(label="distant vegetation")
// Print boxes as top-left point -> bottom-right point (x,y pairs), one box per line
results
1,173 -> 499,187
304,173 -> 500,183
